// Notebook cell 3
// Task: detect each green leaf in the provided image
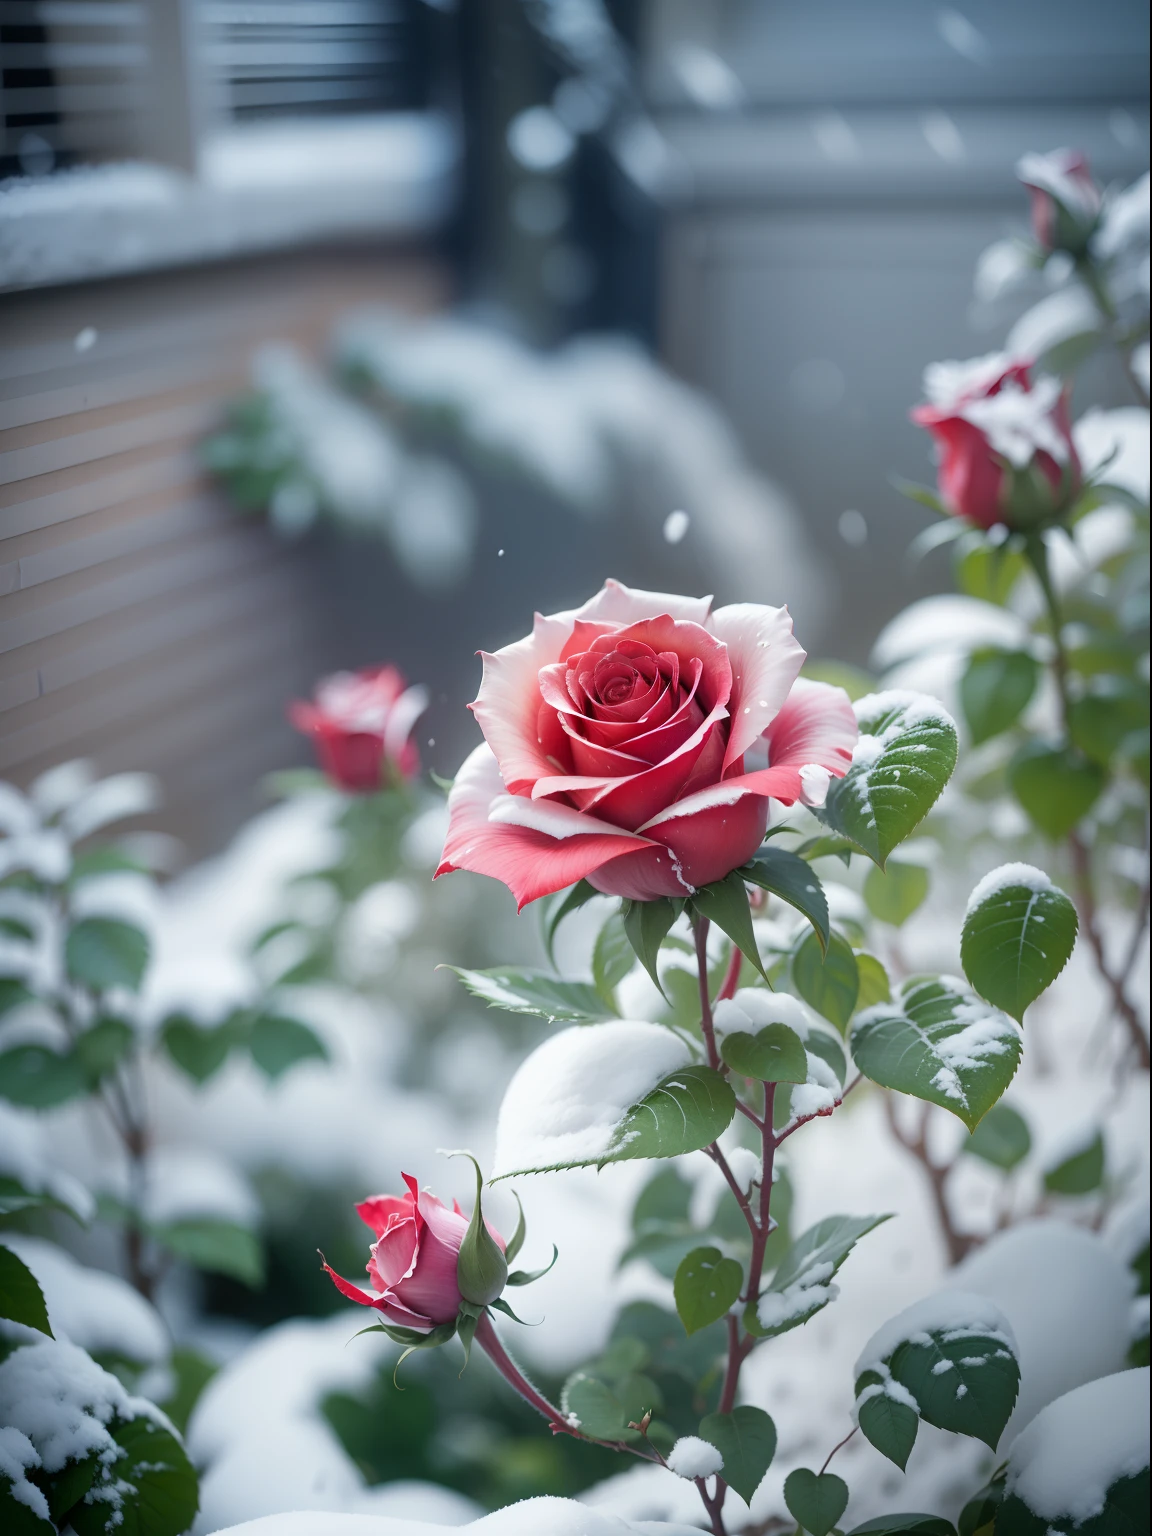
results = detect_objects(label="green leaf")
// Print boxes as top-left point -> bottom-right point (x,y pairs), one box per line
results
796,834 -> 857,866
0,976 -> 33,1016
504,1191 -> 527,1265
673,1245 -> 743,1335
784,1467 -> 849,1536
748,1214 -> 890,1339
849,1519 -> 957,1536
804,1026 -> 847,1086
622,897 -> 678,996
42,1451 -> 100,1524
963,1103 -> 1031,1171
450,1151 -> 508,1307
593,911 -> 635,1003
1008,742 -> 1104,841
65,917 -> 150,992
0,1475 -> 55,1533
996,1468 -> 1148,1536
0,917 -> 34,941
720,1023 -> 808,1084
961,649 -> 1038,744
161,1013 -> 238,1084
248,1013 -> 328,1079
955,538 -> 1026,606
792,930 -> 859,1034
159,1345 -> 218,1434
1070,685 -> 1149,769
0,1173 -> 89,1222
0,1045 -> 88,1108
740,845 -> 830,951
957,1472 -> 1005,1536
449,966 -> 611,1023
864,1311 -> 1020,1450
68,1412 -> 199,1536
1043,1129 -> 1105,1195
854,952 -> 892,1011
819,693 -> 958,867
850,978 -> 1022,1132
605,1065 -> 737,1165
689,872 -> 766,981
561,1371 -> 629,1439
864,861 -> 930,928
507,1245 -> 558,1286
893,476 -> 947,515
74,1016 -> 133,1084
961,870 -> 1079,1021
858,1390 -> 919,1470
154,1218 -> 264,1286
699,1405 -> 776,1504
540,880 -> 599,969
0,1244 -> 53,1334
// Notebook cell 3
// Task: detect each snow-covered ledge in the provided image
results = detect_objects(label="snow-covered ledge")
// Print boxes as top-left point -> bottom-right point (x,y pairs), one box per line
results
0,113 -> 458,293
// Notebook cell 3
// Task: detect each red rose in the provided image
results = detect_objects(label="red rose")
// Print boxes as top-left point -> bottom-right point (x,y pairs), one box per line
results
435,580 -> 857,906
289,666 -> 427,792
911,355 -> 1079,531
1016,149 -> 1102,255
323,1174 -> 506,1329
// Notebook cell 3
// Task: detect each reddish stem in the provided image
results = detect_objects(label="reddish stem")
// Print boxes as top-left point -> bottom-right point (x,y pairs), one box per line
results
717,942 -> 743,1002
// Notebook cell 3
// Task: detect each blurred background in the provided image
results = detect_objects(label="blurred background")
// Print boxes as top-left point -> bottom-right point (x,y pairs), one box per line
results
1,0 -> 1149,857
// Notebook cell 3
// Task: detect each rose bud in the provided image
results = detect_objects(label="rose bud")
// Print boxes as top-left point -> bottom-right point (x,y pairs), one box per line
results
435,579 -> 858,906
1016,149 -> 1102,258
911,353 -> 1079,531
289,665 -> 428,793
323,1172 -> 506,1331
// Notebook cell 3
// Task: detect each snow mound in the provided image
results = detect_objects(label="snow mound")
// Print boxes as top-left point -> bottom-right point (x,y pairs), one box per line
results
210,1499 -> 705,1534
666,1435 -> 724,1479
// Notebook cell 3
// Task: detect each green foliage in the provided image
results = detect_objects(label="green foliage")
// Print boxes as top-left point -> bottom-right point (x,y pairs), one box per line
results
698,1406 -> 776,1504
783,1467 -> 849,1536
961,649 -> 1038,744
864,860 -> 930,927
955,538 -> 1027,605
1008,741 -> 1104,840
0,1174 -> 88,1223
995,1467 -> 1148,1536
452,1153 -> 508,1307
740,845 -> 830,950
747,1214 -> 890,1339
689,873 -> 767,980
65,918 -> 150,993
0,1045 -> 88,1109
68,1413 -> 199,1536
0,1246 -> 53,1335
592,912 -> 634,1003
849,1519 -> 957,1536
159,1014 -> 239,1084
1069,682 -> 1149,769
792,930 -> 859,1034
963,1103 -> 1032,1171
540,881 -> 599,968
449,967 -> 611,1023
961,873 -> 1078,1022
605,1067 -> 736,1165
0,976 -> 33,1016
1043,1129 -> 1105,1195
858,1390 -> 919,1470
673,1246 -> 743,1335
854,951 -> 892,1010
153,1219 -> 264,1287
850,978 -> 1022,1131
720,1022 -> 807,1084
248,1012 -> 328,1080
622,897 -> 679,996
818,694 -> 958,867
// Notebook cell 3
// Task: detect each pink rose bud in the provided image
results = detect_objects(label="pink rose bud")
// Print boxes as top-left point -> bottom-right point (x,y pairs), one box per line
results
289,665 -> 428,793
435,580 -> 859,907
911,353 -> 1080,531
1016,149 -> 1102,256
323,1173 -> 506,1330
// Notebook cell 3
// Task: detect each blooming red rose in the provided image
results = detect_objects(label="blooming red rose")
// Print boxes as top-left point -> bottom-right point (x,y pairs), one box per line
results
911,354 -> 1079,531
289,666 -> 427,792
323,1174 -> 506,1329
435,580 -> 857,906
1016,149 -> 1102,256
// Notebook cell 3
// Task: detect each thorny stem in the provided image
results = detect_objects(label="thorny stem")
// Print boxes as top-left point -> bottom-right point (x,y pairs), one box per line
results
1025,537 -> 1150,1070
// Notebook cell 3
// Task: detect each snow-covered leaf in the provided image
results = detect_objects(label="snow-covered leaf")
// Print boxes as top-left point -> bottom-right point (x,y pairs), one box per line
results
720,1022 -> 807,1084
850,978 -> 1022,1131
606,1066 -> 736,1166
817,692 -> 958,867
673,1246 -> 743,1336
855,1290 -> 1020,1456
68,1412 -> 198,1536
560,1372 -> 630,1440
0,1246 -> 52,1336
962,865 -> 1078,1021
747,1213 -> 890,1339
847,1518 -> 956,1535
741,844 -> 830,952
791,930 -> 859,1034
698,1405 -> 776,1504
449,966 -> 611,1023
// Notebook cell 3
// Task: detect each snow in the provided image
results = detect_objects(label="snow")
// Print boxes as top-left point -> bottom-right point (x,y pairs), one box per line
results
922,351 -> 1019,409
965,863 -> 1053,913
662,509 -> 690,544
0,1425 -> 47,1521
713,989 -> 813,1041
666,1435 -> 724,1479
1093,171 -> 1150,259
1073,406 -> 1150,501
757,1261 -> 839,1331
855,1289 -> 1016,1385
139,1145 -> 259,1229
1,1234 -> 168,1365
0,1105 -> 94,1221
954,1220 -> 1134,1444
725,1146 -> 762,1193
491,1021 -> 691,1177
63,771 -> 159,843
208,1502 -> 706,1535
871,596 -> 1027,672
1006,286 -> 1100,362
1004,1368 -> 1149,1522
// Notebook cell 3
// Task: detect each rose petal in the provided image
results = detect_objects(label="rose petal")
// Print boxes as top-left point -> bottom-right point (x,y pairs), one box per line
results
356,1194 -> 413,1237
368,1216 -> 420,1291
710,603 -> 806,772
574,577 -> 713,627
471,610 -> 573,793
321,1262 -> 435,1329
762,678 -> 857,773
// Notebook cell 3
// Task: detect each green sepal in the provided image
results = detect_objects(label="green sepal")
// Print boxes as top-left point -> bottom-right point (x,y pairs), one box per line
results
489,1295 -> 534,1324
891,475 -> 948,515
541,880 -> 599,969
689,872 -> 767,981
504,1190 -> 527,1265
507,1245 -> 559,1286
622,896 -> 678,997
456,1306 -> 481,1373
449,1151 -> 508,1306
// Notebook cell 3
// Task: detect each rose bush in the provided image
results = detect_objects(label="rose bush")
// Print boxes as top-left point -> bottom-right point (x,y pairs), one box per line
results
435,579 -> 857,905
290,665 -> 427,791
1017,147 -> 1103,256
324,1173 -> 506,1329
911,353 -> 1079,530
